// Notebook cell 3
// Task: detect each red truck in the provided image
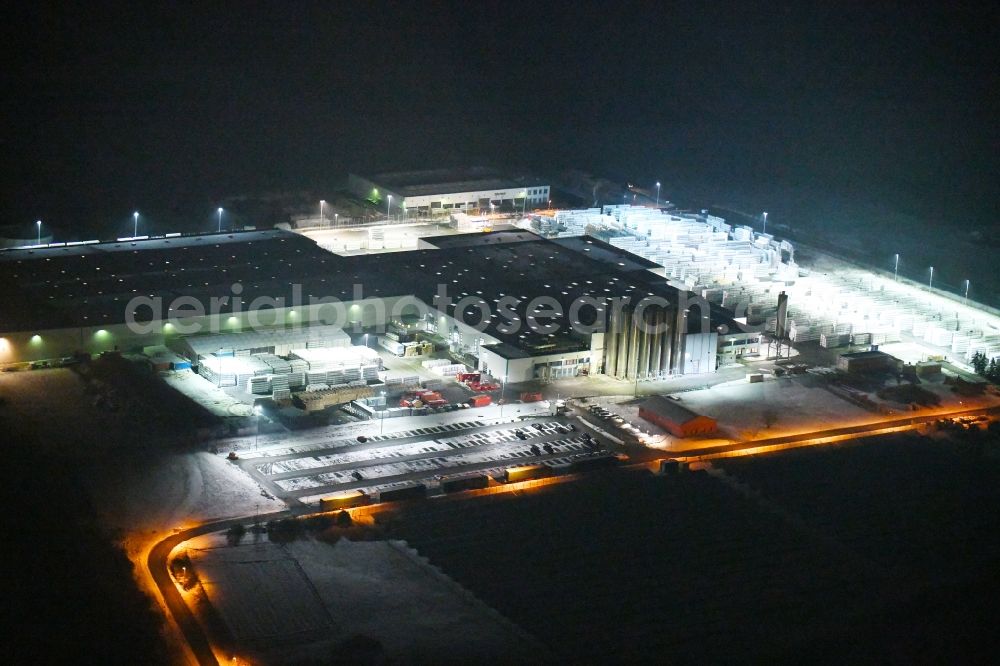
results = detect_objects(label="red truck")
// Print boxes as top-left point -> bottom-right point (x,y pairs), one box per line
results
520,392 -> 543,402
469,381 -> 500,392
457,371 -> 481,383
399,389 -> 447,408
467,395 -> 492,408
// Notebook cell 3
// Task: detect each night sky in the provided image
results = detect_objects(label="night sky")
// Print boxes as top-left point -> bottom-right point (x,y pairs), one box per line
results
3,2 -> 997,237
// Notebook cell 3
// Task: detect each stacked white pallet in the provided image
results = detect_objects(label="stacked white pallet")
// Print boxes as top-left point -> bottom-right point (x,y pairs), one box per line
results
530,217 -> 558,234
303,358 -> 330,372
305,383 -> 329,392
951,335 -> 971,355
893,314 -> 915,332
912,319 -> 929,337
270,374 -> 290,400
258,354 -> 291,375
432,363 -> 467,376
852,332 -> 872,345
307,370 -> 327,384
289,358 -> 309,374
790,321 -> 818,342
421,358 -> 450,369
287,372 -> 305,389
923,325 -> 954,348
247,376 -> 271,394
820,333 -> 851,348
876,327 -> 902,343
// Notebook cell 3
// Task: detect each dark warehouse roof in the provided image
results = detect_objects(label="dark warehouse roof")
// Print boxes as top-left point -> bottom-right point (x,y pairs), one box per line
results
0,228 -> 740,355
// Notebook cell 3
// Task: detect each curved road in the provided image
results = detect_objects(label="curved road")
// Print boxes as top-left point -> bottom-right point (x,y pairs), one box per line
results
147,509 -> 293,666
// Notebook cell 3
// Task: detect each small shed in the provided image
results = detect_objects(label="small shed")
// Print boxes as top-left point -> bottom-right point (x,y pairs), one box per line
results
638,395 -> 718,438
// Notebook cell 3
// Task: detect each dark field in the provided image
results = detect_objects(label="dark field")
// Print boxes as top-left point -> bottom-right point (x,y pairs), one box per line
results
386,432 -> 1000,663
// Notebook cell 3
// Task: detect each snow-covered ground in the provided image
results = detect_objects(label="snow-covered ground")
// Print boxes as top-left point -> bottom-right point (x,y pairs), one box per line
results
579,371 -> 1000,456
186,535 -> 542,664
162,369 -> 254,417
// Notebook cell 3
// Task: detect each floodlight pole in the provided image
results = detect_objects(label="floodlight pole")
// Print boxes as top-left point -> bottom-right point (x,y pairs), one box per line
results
217,207 -> 223,233
893,253 -> 899,281
36,220 -> 41,245
655,181 -> 661,207
254,405 -> 263,450
928,266 -> 934,289
964,280 -> 970,305
499,358 -> 509,419
387,195 -> 392,221
762,211 -> 767,235
133,211 -> 139,237
380,391 -> 386,434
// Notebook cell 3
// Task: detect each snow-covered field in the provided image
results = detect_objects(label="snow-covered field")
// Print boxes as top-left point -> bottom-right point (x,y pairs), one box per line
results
187,535 -> 541,664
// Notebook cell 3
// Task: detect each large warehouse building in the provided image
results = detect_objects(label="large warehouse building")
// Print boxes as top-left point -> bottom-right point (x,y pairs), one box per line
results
348,167 -> 550,217
0,227 -> 738,382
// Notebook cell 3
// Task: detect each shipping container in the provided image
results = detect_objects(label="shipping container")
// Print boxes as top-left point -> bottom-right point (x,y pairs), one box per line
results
319,490 -> 371,511
468,395 -> 492,408
378,483 -> 427,503
441,474 -> 490,493
520,392 -> 544,402
503,464 -> 553,483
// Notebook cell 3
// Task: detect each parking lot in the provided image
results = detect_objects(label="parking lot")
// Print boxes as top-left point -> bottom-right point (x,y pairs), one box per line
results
234,416 -> 610,504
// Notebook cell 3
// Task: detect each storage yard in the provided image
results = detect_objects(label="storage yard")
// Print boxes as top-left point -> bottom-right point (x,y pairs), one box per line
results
530,205 -> 1000,371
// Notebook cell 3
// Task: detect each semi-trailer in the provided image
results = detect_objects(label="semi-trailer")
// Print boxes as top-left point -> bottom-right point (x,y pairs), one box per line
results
319,490 -> 371,511
503,464 -> 553,483
440,474 -> 490,493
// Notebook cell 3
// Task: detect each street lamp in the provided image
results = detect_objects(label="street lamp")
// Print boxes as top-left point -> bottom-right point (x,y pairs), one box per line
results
762,211 -> 768,235
217,207 -> 223,233
334,212 -> 338,227
893,253 -> 899,281
364,333 -> 369,348
499,375 -> 507,418
133,211 -> 139,237
387,194 -> 392,220
655,181 -> 661,207
36,220 -> 41,245
320,199 -> 326,225
253,405 -> 263,450
928,266 -> 934,289
380,390 -> 386,434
